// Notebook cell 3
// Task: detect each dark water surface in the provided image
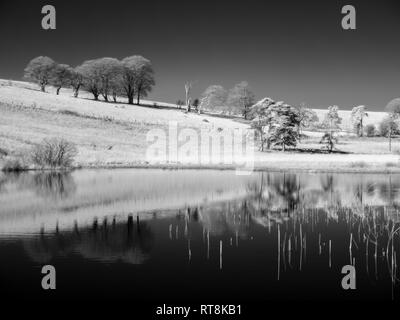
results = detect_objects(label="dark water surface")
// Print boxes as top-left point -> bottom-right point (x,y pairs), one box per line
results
0,169 -> 399,302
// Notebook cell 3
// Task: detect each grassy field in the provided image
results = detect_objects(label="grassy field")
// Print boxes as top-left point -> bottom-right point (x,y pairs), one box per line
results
0,79 -> 399,172
0,80 -> 248,168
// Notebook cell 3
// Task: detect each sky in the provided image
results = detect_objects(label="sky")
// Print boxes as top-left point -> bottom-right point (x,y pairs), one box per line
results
0,0 -> 400,110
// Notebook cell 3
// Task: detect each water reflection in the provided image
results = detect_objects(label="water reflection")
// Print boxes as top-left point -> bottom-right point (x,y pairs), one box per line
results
0,171 -> 76,199
1,169 -> 400,300
23,217 -> 154,265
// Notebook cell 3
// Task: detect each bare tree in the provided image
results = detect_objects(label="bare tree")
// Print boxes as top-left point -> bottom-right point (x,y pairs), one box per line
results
199,85 -> 227,112
185,81 -> 192,112
227,81 -> 255,119
70,68 -> 84,98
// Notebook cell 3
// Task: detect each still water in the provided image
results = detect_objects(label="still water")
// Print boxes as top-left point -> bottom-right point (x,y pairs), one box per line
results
0,169 -> 399,301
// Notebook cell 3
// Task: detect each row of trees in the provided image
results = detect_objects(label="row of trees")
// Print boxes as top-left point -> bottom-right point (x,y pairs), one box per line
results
349,100 -> 400,151
23,55 -> 155,105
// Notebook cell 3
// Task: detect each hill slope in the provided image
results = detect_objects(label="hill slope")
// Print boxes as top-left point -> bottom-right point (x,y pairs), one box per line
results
0,80 -> 248,167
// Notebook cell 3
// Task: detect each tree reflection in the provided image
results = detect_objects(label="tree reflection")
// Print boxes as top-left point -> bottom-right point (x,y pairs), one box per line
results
23,217 -> 154,265
30,172 -> 76,199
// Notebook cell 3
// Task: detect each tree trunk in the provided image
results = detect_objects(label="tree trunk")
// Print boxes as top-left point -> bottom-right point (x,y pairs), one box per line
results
297,126 -> 301,143
73,87 -> 79,98
128,95 -> 134,104
56,87 -> 61,95
113,92 -> 117,102
137,93 -> 140,105
389,130 -> 392,151
40,84 -> 46,92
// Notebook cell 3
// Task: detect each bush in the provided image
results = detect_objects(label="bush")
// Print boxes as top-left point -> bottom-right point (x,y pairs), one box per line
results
364,124 -> 376,137
30,138 -> 77,168
1,158 -> 26,172
320,132 -> 338,153
379,117 -> 399,137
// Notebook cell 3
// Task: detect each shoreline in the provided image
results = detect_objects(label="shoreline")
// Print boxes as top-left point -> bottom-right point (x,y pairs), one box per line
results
3,160 -> 400,174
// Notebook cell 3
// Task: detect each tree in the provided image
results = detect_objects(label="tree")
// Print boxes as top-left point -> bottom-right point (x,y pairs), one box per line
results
385,98 -> 400,115
134,57 -> 155,105
294,103 -> 319,141
199,85 -> 227,112
49,63 -> 73,95
268,103 -> 300,151
323,105 -> 342,130
24,56 -> 56,92
320,132 -> 338,153
121,55 -> 154,105
185,82 -> 192,112
109,73 -> 124,102
77,59 -> 103,100
176,99 -> 185,109
351,105 -> 368,137
249,98 -> 299,151
227,81 -> 255,119
70,68 -> 84,98
364,124 -> 376,137
379,116 -> 399,151
322,105 -> 342,146
249,97 -> 276,151
94,57 -> 123,102
385,98 -> 400,151
192,98 -> 200,113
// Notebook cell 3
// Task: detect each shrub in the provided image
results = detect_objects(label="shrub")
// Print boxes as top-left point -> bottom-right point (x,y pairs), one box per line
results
320,132 -> 338,153
1,158 -> 26,172
364,124 -> 376,137
379,117 -> 399,137
31,138 -> 77,168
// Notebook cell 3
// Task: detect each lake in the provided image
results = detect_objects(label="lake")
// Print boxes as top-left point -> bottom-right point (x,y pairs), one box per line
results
0,169 -> 399,302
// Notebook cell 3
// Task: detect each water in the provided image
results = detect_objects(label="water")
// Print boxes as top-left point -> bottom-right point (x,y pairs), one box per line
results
0,169 -> 399,301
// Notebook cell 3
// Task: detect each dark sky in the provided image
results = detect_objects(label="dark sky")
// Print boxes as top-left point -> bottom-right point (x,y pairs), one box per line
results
0,0 -> 400,110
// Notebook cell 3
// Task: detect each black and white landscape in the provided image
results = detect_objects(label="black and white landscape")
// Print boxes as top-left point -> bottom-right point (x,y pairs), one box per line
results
1,0 -> 400,311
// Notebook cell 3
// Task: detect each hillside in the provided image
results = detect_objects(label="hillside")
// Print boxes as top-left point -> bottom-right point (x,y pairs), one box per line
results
0,80 -> 247,167
1,79 -> 399,172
